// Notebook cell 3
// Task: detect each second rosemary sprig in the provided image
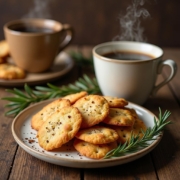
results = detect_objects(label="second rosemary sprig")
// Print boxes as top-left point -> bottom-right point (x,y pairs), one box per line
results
104,109 -> 171,159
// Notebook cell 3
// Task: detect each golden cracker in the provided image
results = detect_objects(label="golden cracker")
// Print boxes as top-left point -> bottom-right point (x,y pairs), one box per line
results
0,40 -> 9,58
104,96 -> 128,108
75,125 -> 119,144
0,63 -> 26,79
31,98 -> 71,131
73,138 -> 117,159
37,106 -> 82,151
62,91 -> 88,104
112,118 -> 147,144
103,108 -> 135,126
73,95 -> 109,128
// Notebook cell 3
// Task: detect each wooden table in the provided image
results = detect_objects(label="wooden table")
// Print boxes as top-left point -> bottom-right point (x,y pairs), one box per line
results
0,46 -> 180,180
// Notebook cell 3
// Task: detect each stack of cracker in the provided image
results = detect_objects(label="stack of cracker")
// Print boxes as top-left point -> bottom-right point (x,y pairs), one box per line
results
0,40 -> 9,64
0,40 -> 26,80
31,92 -> 147,159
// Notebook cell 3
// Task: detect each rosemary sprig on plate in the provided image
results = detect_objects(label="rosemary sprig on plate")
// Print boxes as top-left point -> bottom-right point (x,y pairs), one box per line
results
104,109 -> 171,159
2,74 -> 101,117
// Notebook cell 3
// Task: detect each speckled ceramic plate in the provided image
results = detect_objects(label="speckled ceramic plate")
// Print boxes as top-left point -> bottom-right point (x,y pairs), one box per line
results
11,99 -> 162,168
0,52 -> 74,86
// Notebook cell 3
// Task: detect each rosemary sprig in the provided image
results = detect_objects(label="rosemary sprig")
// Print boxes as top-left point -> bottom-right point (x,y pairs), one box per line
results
104,108 -> 171,159
2,74 -> 101,117
70,51 -> 93,68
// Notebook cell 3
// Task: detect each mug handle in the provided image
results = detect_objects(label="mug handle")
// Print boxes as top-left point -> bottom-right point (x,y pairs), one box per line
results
151,59 -> 177,96
59,24 -> 74,52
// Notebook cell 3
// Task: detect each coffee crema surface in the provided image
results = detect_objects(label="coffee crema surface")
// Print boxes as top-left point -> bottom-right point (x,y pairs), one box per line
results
102,51 -> 155,60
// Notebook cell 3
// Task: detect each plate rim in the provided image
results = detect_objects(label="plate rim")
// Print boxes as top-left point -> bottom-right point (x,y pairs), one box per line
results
11,99 -> 162,168
0,52 -> 74,86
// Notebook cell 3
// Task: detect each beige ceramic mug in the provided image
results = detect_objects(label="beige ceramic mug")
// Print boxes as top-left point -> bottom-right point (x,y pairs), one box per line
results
4,18 -> 73,73
93,41 -> 177,105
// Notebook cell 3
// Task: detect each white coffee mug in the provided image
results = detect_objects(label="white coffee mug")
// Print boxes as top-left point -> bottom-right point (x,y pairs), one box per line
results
93,41 -> 177,105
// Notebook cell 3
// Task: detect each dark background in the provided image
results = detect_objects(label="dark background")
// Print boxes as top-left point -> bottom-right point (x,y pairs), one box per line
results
0,0 -> 180,47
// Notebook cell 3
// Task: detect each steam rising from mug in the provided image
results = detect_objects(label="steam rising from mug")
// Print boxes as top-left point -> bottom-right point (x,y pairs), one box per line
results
114,0 -> 150,42
23,0 -> 53,18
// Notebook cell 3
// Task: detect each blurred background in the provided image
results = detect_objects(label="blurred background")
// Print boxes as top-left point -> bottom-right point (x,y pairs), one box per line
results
0,0 -> 180,47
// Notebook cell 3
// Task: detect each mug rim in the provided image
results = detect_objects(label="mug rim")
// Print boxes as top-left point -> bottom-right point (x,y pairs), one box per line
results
3,18 -> 62,36
93,41 -> 163,64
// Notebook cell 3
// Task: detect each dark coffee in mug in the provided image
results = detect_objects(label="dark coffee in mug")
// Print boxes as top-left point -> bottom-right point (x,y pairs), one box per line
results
102,51 -> 155,60
9,25 -> 54,33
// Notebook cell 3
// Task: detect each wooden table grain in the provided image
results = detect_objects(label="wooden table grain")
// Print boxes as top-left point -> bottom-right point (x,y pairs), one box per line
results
0,46 -> 180,180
